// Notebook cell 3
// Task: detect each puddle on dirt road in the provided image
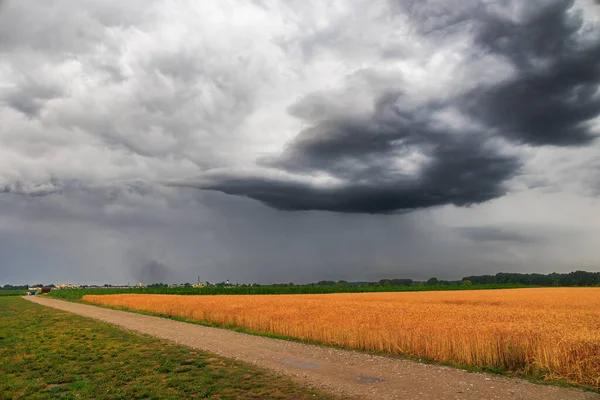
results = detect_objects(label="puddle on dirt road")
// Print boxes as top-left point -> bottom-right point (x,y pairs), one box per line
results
282,358 -> 320,369
358,376 -> 384,384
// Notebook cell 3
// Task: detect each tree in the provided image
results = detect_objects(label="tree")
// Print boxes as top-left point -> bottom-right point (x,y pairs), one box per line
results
147,283 -> 168,288
2,284 -> 28,290
462,279 -> 472,286
317,280 -> 336,286
391,279 -> 413,286
463,271 -> 600,287
426,277 -> 440,286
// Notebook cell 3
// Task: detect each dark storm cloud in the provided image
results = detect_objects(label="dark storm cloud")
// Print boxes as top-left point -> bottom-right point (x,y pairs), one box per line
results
465,0 -> 600,146
186,88 -> 522,214
186,89 -> 521,213
193,0 -> 600,214
194,151 -> 517,214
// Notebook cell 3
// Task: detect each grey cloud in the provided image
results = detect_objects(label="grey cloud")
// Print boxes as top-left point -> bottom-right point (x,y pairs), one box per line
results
6,95 -> 44,118
574,154 -> 600,196
592,169 -> 600,195
0,0 -> 264,174
393,0 -> 482,37
0,0 -> 147,54
287,92 -> 353,123
1,181 -> 60,197
1,179 -> 161,202
0,1 -> 96,54
3,79 -> 64,117
457,226 -> 541,243
0,180 -> 199,239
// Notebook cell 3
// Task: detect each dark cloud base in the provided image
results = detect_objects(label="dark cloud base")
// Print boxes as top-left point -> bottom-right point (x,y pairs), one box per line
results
191,135 -> 521,214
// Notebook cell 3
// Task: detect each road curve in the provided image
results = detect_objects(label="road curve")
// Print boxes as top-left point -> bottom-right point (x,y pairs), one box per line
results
25,296 -> 598,400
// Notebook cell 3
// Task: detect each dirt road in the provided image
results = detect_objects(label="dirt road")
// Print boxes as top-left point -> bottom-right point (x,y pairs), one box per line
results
26,296 -> 598,400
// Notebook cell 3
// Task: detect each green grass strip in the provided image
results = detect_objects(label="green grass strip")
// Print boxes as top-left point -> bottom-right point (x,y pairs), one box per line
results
0,297 -> 335,400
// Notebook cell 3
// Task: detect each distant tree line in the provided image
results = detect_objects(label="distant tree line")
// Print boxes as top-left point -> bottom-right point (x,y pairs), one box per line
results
304,271 -> 600,288
461,271 -> 600,287
285,271 -> 600,288
6,270 -> 600,291
292,279 -> 418,287
1,284 -> 29,290
294,278 -> 461,287
144,272 -> 600,288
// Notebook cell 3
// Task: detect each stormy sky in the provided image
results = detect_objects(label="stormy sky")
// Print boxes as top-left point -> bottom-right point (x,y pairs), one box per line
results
1,0 -> 599,285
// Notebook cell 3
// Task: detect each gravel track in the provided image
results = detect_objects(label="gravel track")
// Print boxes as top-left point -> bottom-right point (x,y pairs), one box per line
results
26,296 -> 599,400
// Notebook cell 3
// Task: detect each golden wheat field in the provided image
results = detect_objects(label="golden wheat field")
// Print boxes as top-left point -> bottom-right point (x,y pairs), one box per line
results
83,288 -> 600,386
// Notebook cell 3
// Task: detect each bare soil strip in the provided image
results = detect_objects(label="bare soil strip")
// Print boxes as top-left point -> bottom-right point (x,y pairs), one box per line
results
26,296 -> 599,400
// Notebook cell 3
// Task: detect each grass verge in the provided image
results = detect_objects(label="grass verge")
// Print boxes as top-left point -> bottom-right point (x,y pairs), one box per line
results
0,290 -> 28,297
0,297 -> 336,400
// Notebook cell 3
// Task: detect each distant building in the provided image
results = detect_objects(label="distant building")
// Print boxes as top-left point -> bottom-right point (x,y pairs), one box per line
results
193,275 -> 210,288
56,283 -> 81,290
169,283 -> 186,288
